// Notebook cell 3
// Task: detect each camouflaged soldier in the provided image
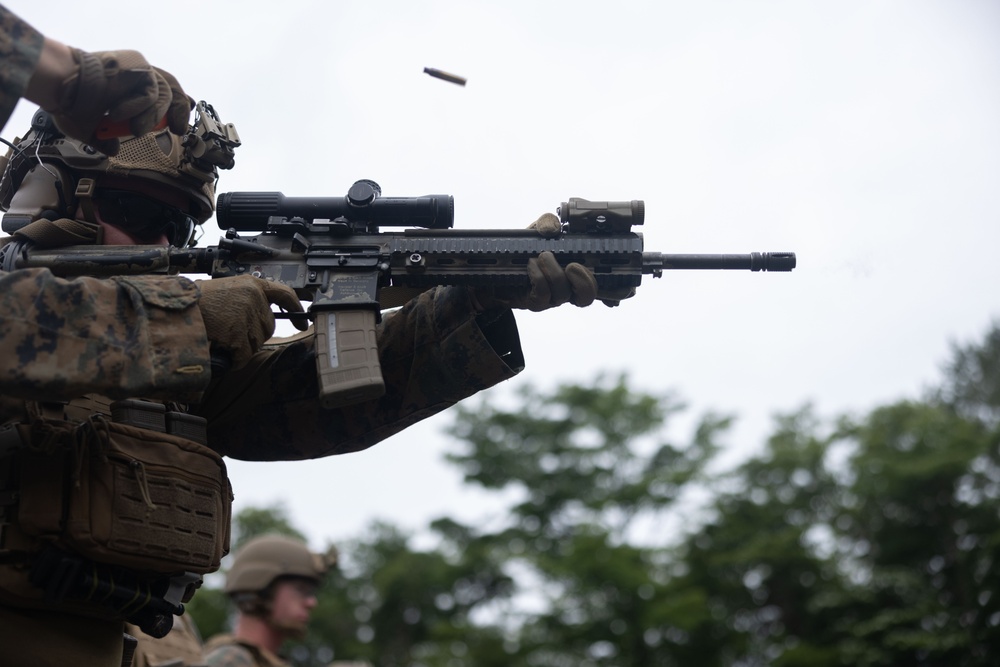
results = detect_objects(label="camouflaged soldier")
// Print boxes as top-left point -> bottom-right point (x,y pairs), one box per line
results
0,5 -> 604,667
0,7 -> 308,666
127,614 -> 208,667
2,6 -> 249,667
203,535 -> 339,667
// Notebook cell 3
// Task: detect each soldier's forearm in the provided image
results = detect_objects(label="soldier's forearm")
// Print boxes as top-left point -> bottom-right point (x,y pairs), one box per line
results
0,4 -> 45,127
24,36 -> 75,111
0,269 -> 212,402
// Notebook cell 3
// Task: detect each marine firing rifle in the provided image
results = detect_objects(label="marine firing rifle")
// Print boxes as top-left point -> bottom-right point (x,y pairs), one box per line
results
0,179 -> 796,409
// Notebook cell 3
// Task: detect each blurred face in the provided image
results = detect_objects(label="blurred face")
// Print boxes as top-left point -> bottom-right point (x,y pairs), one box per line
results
267,578 -> 319,639
95,212 -> 170,246
79,175 -> 197,247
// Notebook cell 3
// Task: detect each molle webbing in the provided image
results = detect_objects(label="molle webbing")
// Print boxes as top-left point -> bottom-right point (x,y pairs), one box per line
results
11,216 -> 101,247
0,397 -> 229,635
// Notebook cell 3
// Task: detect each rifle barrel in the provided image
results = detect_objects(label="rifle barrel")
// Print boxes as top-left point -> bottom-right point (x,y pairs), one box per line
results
644,252 -> 796,272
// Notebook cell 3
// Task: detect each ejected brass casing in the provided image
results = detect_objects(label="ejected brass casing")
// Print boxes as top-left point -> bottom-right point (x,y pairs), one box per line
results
423,67 -> 467,86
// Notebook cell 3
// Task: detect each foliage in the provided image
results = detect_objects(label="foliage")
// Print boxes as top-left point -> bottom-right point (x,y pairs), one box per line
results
230,503 -> 308,548
935,319 -> 1000,425
189,325 -> 1000,666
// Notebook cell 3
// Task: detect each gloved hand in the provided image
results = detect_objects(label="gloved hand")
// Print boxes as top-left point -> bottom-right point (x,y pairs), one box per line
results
196,276 -> 305,369
471,213 -> 599,312
50,48 -> 192,155
595,286 -> 637,307
527,212 -> 638,308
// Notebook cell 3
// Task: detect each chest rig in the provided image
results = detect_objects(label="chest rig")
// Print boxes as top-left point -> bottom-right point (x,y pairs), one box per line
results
0,393 -> 232,638
0,195 -> 231,638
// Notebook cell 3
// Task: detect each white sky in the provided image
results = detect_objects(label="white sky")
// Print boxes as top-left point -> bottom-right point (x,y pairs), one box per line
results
7,0 -> 1000,551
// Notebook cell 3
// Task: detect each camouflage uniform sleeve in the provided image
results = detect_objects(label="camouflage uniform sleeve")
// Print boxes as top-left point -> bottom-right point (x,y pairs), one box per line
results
0,268 -> 212,402
127,615 -> 206,667
199,286 -> 524,460
203,643 -> 257,667
0,5 -> 44,129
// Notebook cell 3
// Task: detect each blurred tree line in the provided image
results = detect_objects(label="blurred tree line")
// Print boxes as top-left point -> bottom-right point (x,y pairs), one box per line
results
189,323 -> 1000,666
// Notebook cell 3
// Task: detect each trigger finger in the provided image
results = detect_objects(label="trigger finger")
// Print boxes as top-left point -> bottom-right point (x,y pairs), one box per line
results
263,283 -> 304,313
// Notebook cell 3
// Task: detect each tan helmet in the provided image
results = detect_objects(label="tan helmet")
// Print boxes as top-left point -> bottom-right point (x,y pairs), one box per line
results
0,102 -> 239,243
225,534 -> 336,596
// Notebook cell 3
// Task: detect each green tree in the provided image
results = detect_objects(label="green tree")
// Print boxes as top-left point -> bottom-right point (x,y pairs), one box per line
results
325,520 -> 515,667
191,323 -> 1000,666
673,407 -> 845,667
936,319 -> 1000,424
230,503 -> 308,548
431,328 -> 1000,665
434,374 -> 727,666
672,323 -> 1000,666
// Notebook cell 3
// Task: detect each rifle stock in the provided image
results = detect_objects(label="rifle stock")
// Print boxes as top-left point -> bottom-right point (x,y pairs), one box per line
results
1,180 -> 796,408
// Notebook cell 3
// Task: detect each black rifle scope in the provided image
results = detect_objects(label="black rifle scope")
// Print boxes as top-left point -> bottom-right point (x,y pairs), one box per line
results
216,180 -> 454,231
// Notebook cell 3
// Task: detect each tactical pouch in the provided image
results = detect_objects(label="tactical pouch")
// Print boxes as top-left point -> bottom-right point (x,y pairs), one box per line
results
16,416 -> 231,575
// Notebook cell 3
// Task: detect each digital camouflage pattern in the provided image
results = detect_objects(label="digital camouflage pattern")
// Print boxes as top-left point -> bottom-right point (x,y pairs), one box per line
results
199,286 -> 522,460
203,635 -> 287,667
127,615 -> 206,667
0,271 -> 211,408
202,635 -> 372,667
0,4 -> 42,128
0,273 -> 521,458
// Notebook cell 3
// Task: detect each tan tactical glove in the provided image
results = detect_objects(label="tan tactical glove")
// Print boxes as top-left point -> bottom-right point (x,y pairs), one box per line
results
530,212 -> 638,308
471,213 -> 599,312
196,276 -> 304,369
51,48 -> 192,156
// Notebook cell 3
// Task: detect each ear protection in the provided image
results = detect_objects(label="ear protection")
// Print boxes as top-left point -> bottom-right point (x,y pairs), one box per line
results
232,587 -> 274,617
0,109 -> 79,233
2,162 -> 77,234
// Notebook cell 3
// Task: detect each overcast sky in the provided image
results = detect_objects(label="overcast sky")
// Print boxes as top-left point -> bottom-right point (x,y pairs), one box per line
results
7,0 -> 1000,551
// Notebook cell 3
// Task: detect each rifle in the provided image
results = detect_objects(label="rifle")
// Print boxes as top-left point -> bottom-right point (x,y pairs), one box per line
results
0,180 -> 796,409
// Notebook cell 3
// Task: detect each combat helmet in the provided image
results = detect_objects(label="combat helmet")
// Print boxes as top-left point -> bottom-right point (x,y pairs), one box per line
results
0,101 -> 240,247
225,534 -> 337,611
